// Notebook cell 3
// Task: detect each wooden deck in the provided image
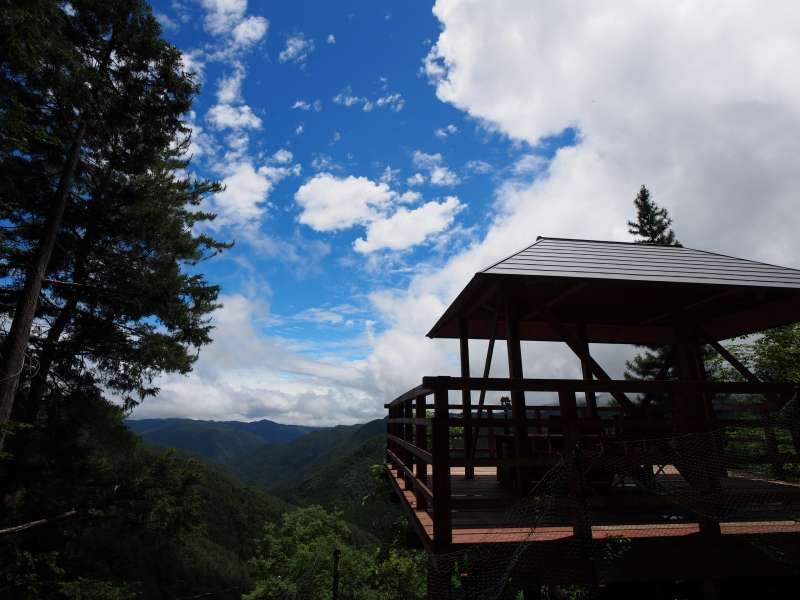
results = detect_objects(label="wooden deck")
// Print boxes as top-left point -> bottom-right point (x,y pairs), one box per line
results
388,465 -> 800,549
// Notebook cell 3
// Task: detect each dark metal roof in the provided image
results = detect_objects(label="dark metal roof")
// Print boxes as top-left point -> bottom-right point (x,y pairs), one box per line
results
483,237 -> 800,288
427,237 -> 800,344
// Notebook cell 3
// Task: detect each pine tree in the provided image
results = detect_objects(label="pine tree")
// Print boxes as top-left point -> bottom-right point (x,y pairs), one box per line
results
0,0 -> 227,446
627,185 -> 681,247
624,186 -> 680,382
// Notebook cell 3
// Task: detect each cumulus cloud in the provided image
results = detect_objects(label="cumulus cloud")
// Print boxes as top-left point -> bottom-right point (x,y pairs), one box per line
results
412,150 -> 460,186
279,34 -> 315,64
295,174 -> 393,231
216,67 -> 243,104
138,295 -> 379,424
327,34 -> 336,45
206,157 -> 301,230
407,172 -> 426,186
435,123 -> 459,139
206,103 -> 262,130
231,15 -> 268,48
354,196 -> 463,253
201,0 -> 247,35
423,0 -> 800,263
180,49 -> 205,78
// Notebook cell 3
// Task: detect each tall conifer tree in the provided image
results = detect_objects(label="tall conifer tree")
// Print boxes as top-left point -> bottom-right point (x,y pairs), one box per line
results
625,186 -> 681,381
0,0 -> 226,447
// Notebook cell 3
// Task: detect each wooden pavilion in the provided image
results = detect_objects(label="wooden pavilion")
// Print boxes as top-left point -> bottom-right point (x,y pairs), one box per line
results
385,237 -> 800,598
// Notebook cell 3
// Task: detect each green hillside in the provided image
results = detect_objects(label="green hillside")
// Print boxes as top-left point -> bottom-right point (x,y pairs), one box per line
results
126,418 -> 322,466
231,419 -> 386,491
277,433 -> 402,542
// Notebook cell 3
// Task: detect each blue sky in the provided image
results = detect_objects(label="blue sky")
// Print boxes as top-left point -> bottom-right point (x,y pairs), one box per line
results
154,0 -> 546,356
139,1 -> 800,425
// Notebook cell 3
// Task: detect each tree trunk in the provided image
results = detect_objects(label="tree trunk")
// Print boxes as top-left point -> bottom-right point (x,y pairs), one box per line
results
0,121 -> 87,448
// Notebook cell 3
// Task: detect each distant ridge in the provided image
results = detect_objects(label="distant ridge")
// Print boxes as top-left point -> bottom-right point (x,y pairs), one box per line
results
126,417 -> 324,466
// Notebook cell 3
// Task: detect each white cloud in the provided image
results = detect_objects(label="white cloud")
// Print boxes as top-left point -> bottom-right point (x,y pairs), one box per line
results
375,93 -> 405,112
201,0 -> 247,34
206,103 -> 262,130
333,88 -> 405,112
279,34 -> 315,64
435,124 -> 459,139
412,150 -> 460,186
137,294 -> 379,425
209,162 -> 273,226
207,158 -> 300,229
354,196 -> 463,253
295,174 -> 393,231
155,12 -> 179,32
407,172 -> 426,186
398,190 -> 421,204
327,33 -> 336,45
180,49 -> 205,78
465,159 -> 493,174
216,67 -> 243,104
295,123 -> 305,135
231,15 -> 268,48
272,148 -> 293,164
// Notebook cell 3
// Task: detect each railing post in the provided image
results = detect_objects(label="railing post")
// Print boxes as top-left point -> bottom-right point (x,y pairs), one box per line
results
403,398 -> 414,489
415,394 -> 429,509
459,318 -> 474,479
432,379 -> 452,550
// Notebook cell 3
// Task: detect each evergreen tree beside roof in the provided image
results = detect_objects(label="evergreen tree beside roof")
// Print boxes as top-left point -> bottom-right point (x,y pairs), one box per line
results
624,186 -> 680,382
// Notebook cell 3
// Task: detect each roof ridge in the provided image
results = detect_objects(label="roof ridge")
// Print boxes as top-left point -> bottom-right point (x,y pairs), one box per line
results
536,236 -> 683,248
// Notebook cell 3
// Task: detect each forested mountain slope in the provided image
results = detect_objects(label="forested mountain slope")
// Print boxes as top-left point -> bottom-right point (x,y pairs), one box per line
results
230,419 -> 386,491
126,418 -> 322,466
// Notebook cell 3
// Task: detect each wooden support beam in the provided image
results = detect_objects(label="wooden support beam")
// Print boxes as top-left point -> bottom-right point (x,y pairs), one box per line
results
519,282 -> 589,322
706,339 -> 759,383
470,303 -> 499,460
576,322 -> 597,418
505,296 -> 530,493
415,395 -> 429,510
540,305 -> 637,413
459,318 -> 474,479
431,382 -> 452,550
642,288 -> 741,325
673,318 -> 721,536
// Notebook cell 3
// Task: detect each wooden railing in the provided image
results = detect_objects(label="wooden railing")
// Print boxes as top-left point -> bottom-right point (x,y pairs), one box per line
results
385,376 -> 799,550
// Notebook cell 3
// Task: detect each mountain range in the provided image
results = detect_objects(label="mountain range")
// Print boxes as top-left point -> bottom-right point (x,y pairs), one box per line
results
126,416 -> 396,540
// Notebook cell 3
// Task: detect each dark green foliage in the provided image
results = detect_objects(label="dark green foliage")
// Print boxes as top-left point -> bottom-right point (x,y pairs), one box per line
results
126,418 -> 322,466
244,506 -> 426,600
0,0 -> 228,431
279,435 -> 404,544
0,399 -> 288,599
627,185 -> 681,247
709,325 -> 800,384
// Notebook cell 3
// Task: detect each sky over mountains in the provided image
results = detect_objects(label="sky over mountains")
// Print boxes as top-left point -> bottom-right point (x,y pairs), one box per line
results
137,0 -> 800,425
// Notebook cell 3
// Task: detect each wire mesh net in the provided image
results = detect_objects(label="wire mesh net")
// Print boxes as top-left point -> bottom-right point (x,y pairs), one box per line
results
419,392 -> 800,599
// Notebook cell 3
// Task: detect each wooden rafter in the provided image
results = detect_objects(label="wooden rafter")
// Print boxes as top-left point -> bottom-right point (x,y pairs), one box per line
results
540,305 -> 637,413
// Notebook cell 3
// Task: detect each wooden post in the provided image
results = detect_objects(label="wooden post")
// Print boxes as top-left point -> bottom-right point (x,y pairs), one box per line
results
459,318 -> 474,479
559,390 -> 592,545
577,323 -> 597,418
404,398 -> 414,489
505,297 -> 529,493
432,380 -> 452,549
415,394 -> 429,510
674,318 -> 721,536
